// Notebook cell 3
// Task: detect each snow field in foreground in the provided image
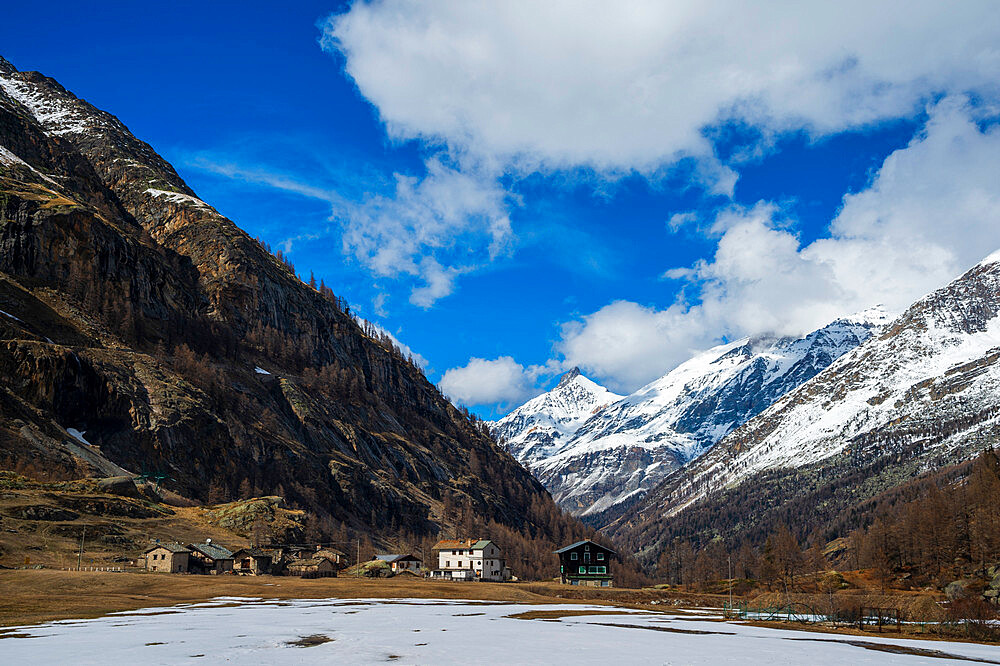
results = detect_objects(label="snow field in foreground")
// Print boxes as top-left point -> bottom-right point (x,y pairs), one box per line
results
1,597 -> 998,665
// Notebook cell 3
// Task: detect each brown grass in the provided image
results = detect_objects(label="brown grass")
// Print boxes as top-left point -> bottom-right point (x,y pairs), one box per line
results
0,570 -> 672,628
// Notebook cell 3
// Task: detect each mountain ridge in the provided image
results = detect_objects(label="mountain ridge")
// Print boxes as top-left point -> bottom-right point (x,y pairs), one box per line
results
0,55 -> 593,567
607,251 -> 1000,556
495,307 -> 891,517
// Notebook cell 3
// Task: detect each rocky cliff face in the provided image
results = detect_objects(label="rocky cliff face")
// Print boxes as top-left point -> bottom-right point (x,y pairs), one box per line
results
609,253 -> 1000,555
0,55 -> 568,542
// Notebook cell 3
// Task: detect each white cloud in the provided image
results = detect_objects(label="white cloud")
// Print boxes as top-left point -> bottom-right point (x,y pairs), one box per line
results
191,152 -> 512,308
557,98 -> 1000,391
324,1 -> 1000,175
338,156 -> 512,306
556,300 -> 712,392
439,356 -> 539,407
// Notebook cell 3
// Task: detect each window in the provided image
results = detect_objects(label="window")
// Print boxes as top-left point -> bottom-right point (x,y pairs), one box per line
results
598,566 -> 606,574
597,553 -> 604,561
585,544 -> 590,551
446,560 -> 451,567
570,552 -> 578,560
588,566 -> 599,574
578,566 -> 586,574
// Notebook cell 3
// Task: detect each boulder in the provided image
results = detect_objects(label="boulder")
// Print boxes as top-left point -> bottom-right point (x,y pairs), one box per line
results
945,579 -> 977,601
96,476 -> 141,499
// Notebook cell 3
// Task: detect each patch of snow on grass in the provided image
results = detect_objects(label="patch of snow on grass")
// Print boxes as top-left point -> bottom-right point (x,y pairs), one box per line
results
0,597 -> 996,665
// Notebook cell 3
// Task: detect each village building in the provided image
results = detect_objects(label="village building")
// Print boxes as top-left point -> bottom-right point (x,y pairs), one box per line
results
374,553 -> 422,574
264,545 -> 348,574
314,546 -> 347,568
555,539 -> 614,587
429,539 -> 510,582
187,540 -> 235,575
287,556 -> 336,578
144,543 -> 190,573
231,548 -> 272,575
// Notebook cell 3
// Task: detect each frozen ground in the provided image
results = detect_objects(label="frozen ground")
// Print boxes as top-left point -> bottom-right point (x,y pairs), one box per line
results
1,597 -> 998,665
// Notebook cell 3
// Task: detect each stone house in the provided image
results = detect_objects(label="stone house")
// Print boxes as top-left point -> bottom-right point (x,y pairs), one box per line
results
287,556 -> 336,578
144,543 -> 190,573
231,548 -> 272,575
187,540 -> 235,574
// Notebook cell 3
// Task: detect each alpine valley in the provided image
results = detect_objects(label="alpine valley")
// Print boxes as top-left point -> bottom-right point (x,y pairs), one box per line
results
0,55 -> 611,580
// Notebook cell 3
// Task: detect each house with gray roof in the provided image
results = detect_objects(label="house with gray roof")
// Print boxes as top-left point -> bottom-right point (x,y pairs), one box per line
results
187,540 -> 235,574
430,539 -> 511,581
374,553 -> 423,574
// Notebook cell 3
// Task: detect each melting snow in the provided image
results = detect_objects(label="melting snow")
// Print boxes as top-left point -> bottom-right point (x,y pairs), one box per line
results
144,188 -> 210,209
0,597 -> 995,665
254,367 -> 271,375
65,428 -> 92,447
0,308 -> 23,323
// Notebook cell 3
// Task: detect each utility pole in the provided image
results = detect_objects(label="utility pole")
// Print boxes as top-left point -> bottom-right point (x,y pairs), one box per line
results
728,555 -> 733,615
356,538 -> 360,579
78,525 -> 86,571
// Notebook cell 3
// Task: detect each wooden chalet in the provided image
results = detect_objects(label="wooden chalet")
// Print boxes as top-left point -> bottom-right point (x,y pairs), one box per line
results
144,543 -> 190,573
555,539 -> 614,587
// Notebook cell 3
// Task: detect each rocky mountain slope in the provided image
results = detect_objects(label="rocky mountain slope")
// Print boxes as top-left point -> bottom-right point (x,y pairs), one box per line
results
502,310 -> 888,516
609,252 -> 1000,556
490,368 -> 622,467
0,55 -> 583,549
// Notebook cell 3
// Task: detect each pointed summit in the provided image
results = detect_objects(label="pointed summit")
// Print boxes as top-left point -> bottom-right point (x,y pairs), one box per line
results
557,366 -> 582,387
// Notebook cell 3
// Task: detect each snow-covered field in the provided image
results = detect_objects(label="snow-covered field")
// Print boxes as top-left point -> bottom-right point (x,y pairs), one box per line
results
2,597 -> 998,665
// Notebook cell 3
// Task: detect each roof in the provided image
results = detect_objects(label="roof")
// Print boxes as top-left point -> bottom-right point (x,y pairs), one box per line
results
432,538 -> 496,551
554,539 -> 616,555
289,557 -> 330,567
432,539 -> 478,550
188,542 -> 235,560
231,548 -> 270,558
145,543 -> 190,554
376,553 -> 421,563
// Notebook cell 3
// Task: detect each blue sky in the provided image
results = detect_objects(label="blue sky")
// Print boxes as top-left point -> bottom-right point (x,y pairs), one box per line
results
4,2 -> 1000,417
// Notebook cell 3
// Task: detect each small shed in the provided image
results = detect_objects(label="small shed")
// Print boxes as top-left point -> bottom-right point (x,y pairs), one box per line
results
232,548 -> 272,575
287,556 -> 336,578
187,540 -> 235,575
375,553 -> 423,573
144,543 -> 190,573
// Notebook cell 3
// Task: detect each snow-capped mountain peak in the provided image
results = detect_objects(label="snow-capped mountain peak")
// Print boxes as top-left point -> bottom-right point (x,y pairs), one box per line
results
489,369 -> 622,467
512,309 -> 890,515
